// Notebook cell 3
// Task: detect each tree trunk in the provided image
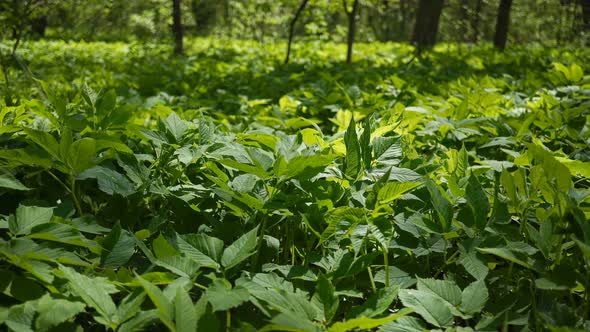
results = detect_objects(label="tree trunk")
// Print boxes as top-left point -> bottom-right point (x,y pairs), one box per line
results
285,0 -> 309,64
411,0 -> 444,51
493,0 -> 512,50
344,0 -> 360,64
459,0 -> 469,42
471,0 -> 483,43
172,0 -> 183,55
582,0 -> 590,33
399,0 -> 408,40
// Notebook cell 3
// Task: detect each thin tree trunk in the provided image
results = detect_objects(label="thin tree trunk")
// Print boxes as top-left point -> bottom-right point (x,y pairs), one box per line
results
400,0 -> 407,40
172,0 -> 183,55
411,0 -> 445,51
459,0 -> 469,42
285,0 -> 309,64
472,0 -> 483,43
344,0 -> 360,64
493,0 -> 512,50
582,0 -> 590,34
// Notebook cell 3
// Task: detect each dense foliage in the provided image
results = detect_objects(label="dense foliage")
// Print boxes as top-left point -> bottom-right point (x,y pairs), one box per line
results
1,39 -> 590,331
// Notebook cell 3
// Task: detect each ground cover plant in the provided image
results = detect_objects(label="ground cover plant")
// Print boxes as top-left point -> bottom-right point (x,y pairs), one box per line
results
0,39 -> 590,331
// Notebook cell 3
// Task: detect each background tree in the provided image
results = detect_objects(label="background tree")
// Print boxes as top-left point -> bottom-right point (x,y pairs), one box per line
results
343,0 -> 360,64
285,0 -> 310,64
172,0 -> 183,54
493,0 -> 512,49
412,0 -> 445,50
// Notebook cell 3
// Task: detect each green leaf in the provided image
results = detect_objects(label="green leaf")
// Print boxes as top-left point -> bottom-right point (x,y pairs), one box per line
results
176,235 -> 220,269
264,311 -> 321,332
416,278 -> 462,306
377,181 -> 422,204
175,286 -> 197,332
377,316 -> 427,332
344,117 -> 362,179
35,294 -> 85,332
465,175 -> 490,231
426,180 -> 453,232
118,310 -> 159,332
9,205 -> 53,236
361,117 -> 372,170
4,302 -> 36,332
205,279 -> 249,312
329,308 -> 413,332
58,265 -> 117,325
180,233 -> 224,262
476,247 -> 534,270
135,273 -> 175,331
315,274 -> 339,322
350,286 -> 399,318
283,155 -> 334,180
67,138 -> 97,174
460,280 -> 488,315
195,296 -> 220,332
101,224 -> 135,268
24,128 -> 60,160
0,173 -> 30,191
163,112 -> 189,142
116,289 -> 147,325
398,289 -> 454,328
78,166 -> 135,197
221,226 -> 259,270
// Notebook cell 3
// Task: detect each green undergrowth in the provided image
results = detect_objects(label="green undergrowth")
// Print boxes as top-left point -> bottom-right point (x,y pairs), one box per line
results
0,39 -> 589,331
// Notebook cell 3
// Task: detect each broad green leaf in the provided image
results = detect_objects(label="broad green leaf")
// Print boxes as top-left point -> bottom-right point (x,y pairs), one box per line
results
416,278 -> 462,306
360,117 -> 372,170
315,274 -> 338,322
264,311 -> 321,332
58,265 -> 117,325
24,128 -> 60,160
67,138 -> 97,174
163,112 -> 189,142
426,180 -> 453,232
344,117 -> 362,179
118,310 -> 159,332
116,289 -> 147,324
0,173 -> 30,191
205,279 -> 249,312
176,235 -> 219,269
4,302 -> 36,332
135,274 -> 175,331
283,155 -> 334,180
78,166 -> 135,197
329,308 -> 413,332
181,233 -> 224,262
35,294 -> 85,332
476,247 -> 534,270
10,205 -> 53,236
101,224 -> 135,268
221,226 -> 259,270
194,296 -> 220,332
377,181 -> 421,204
377,316 -> 427,332
350,286 -> 399,318
175,287 -> 197,332
461,280 -> 488,315
398,289 -> 454,328
156,256 -> 201,277
465,175 -> 489,231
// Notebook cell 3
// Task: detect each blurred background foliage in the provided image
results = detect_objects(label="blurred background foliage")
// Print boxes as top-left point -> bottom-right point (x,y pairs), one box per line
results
0,0 -> 588,46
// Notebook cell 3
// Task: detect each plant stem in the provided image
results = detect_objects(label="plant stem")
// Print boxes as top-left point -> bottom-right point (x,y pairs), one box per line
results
70,176 -> 83,216
252,214 -> 267,271
226,310 -> 231,332
383,246 -> 390,288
